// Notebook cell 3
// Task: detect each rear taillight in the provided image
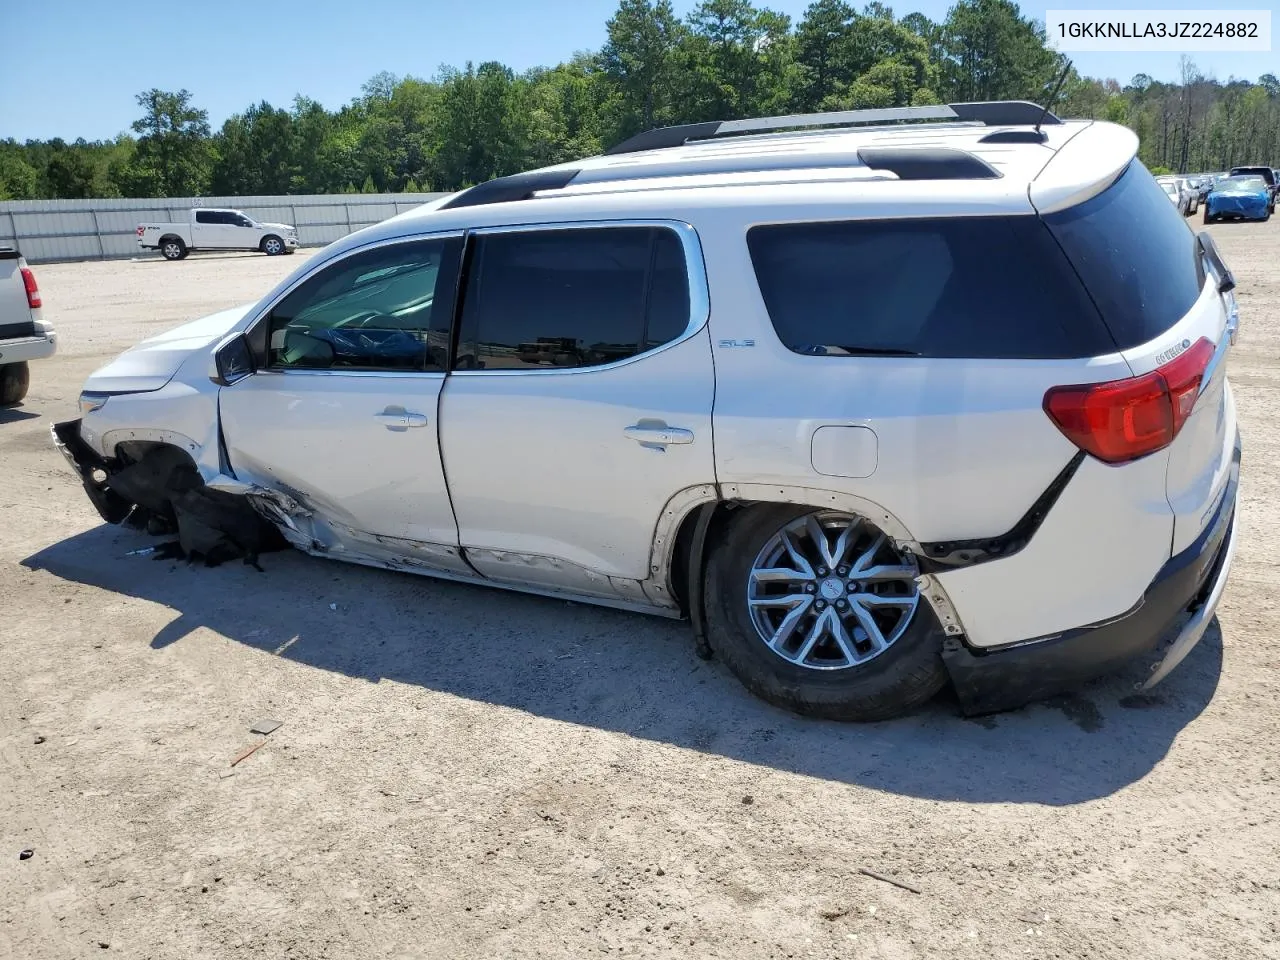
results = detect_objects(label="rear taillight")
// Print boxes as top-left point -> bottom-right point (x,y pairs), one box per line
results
1044,338 -> 1215,464
136,226 -> 145,237
20,266 -> 41,309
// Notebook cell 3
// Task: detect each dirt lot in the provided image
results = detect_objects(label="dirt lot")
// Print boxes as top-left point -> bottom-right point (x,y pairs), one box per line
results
2,234 -> 1279,960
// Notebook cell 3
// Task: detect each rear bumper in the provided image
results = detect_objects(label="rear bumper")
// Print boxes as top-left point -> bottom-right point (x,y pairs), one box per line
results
943,431 -> 1241,715
0,335 -> 57,364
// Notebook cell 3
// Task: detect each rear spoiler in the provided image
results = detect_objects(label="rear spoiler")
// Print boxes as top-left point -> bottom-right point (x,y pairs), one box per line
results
0,247 -> 20,261
1198,232 -> 1236,294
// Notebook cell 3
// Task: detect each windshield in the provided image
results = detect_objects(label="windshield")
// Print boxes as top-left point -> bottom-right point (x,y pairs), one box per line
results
1160,182 -> 1178,196
1219,177 -> 1268,194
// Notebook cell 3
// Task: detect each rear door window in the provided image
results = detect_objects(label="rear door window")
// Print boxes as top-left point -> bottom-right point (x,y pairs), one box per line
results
746,216 -> 1113,359
1045,161 -> 1205,349
456,226 -> 691,371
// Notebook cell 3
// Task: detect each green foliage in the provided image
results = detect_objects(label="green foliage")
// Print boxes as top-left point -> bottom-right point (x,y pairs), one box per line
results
4,1 -> 1279,200
130,89 -> 212,196
1149,165 -> 1173,175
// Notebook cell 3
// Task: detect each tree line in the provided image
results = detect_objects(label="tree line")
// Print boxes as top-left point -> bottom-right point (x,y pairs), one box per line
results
2,0 -> 1278,201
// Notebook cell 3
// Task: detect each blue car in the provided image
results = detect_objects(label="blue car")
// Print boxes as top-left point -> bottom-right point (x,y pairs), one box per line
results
1203,175 -> 1272,223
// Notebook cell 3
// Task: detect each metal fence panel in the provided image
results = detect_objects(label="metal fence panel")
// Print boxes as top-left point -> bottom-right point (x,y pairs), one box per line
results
0,193 -> 447,263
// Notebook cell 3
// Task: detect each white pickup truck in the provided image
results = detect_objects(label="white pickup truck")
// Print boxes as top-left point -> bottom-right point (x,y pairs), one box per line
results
0,247 -> 57,406
137,208 -> 299,261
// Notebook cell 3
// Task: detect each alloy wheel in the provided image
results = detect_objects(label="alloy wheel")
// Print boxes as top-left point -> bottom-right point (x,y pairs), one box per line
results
746,512 -> 920,670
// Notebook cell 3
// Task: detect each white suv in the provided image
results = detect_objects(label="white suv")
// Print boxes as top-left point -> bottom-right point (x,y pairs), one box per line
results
53,101 -> 1241,720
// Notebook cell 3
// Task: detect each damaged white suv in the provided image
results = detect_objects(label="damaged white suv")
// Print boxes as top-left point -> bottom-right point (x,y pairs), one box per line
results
54,101 -> 1241,719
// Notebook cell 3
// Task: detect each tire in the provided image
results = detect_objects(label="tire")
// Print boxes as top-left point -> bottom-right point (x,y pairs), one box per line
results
261,235 -> 285,256
160,237 -> 186,261
1203,209 -> 1213,225
703,504 -> 947,721
0,361 -> 30,407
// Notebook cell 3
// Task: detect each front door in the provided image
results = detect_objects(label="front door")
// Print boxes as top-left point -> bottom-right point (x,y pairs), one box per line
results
220,234 -> 466,572
438,223 -> 716,598
193,210 -> 239,249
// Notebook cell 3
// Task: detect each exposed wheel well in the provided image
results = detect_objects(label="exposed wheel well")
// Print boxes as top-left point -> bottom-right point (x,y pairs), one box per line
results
666,500 -> 740,616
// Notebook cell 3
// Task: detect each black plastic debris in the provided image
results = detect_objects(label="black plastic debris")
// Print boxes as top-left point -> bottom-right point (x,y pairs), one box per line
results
106,447 -> 287,571
19,849 -> 33,861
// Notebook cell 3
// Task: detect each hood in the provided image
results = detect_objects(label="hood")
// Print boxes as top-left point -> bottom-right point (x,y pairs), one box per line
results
259,221 -> 295,232
83,303 -> 255,393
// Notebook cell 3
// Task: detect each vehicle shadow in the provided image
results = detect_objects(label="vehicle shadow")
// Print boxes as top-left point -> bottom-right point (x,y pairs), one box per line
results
24,525 -> 1224,806
0,407 -> 40,424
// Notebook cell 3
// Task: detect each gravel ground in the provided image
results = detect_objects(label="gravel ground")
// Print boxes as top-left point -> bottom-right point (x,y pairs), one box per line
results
2,233 -> 1278,960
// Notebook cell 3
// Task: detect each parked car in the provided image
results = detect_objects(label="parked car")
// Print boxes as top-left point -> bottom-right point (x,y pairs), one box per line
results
0,246 -> 56,406
1177,177 -> 1201,214
54,101 -> 1241,720
137,208 -> 299,261
1156,176 -> 1196,216
1227,166 -> 1277,212
1204,175 -> 1272,223
1186,175 -> 1214,202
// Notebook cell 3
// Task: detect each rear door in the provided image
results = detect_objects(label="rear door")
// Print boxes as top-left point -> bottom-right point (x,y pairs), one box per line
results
1044,160 -> 1235,553
437,222 -> 715,601
220,234 -> 466,570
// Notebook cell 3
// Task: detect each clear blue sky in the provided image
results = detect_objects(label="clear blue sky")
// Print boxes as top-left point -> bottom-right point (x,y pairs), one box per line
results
2,0 -> 1276,141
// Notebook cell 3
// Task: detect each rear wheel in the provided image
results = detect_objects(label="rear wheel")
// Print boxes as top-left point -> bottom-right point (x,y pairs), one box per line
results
0,361 -> 30,407
160,237 -> 186,261
704,504 -> 947,721
261,235 -> 285,256
1203,209 -> 1214,224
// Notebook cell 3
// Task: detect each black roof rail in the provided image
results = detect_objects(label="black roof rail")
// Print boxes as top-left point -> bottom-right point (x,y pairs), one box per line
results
856,146 -> 1000,180
948,101 -> 1061,126
604,101 -> 1061,155
438,169 -> 580,210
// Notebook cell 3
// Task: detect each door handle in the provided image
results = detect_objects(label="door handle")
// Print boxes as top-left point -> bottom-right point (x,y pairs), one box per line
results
374,411 -> 429,429
624,424 -> 694,447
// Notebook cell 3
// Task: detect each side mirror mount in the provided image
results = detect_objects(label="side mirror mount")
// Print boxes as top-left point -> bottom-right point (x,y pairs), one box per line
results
210,332 -> 255,387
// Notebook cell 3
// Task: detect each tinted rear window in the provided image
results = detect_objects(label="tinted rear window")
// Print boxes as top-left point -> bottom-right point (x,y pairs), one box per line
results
747,216 -> 1113,360
1044,161 -> 1205,350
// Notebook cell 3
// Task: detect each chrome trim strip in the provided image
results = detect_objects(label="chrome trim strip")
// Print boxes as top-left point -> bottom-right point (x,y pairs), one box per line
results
1199,303 -> 1237,396
451,219 -> 710,378
254,369 -> 447,381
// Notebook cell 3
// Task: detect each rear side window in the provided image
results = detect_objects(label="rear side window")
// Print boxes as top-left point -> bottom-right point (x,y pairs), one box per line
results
1045,161 -> 1205,349
195,211 -> 218,224
747,216 -> 1113,359
457,227 -> 691,371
